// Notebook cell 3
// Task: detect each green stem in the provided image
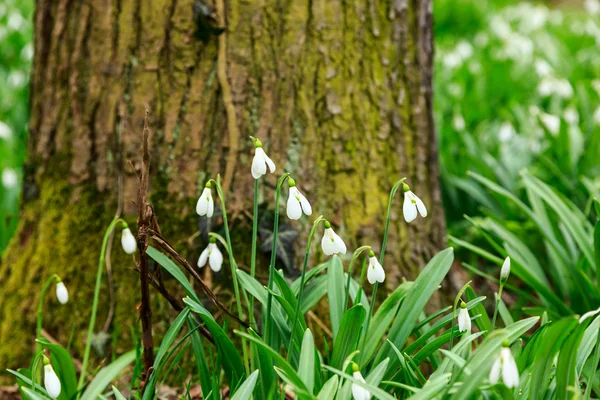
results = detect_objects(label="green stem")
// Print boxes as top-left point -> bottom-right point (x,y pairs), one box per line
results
449,281 -> 472,350
36,274 -> 61,353
344,246 -> 372,310
491,283 -> 504,330
288,216 -> 324,355
265,173 -> 290,347
211,176 -> 250,373
355,259 -> 368,305
77,217 -> 126,397
358,177 -> 405,365
584,324 -> 600,399
249,178 -> 259,328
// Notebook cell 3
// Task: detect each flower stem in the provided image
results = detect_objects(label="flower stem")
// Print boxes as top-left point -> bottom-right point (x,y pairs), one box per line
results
265,173 -> 289,347
491,283 -> 505,329
211,175 -> 250,373
359,177 -> 405,365
344,246 -> 371,309
288,216 -> 324,355
449,281 -> 472,350
249,178 -> 259,328
77,217 -> 126,397
355,259 -> 368,305
36,274 -> 60,353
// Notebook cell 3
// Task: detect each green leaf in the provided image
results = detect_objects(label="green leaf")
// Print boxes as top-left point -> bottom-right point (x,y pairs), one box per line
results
231,370 -> 260,400
184,297 -> 245,390
330,305 -> 367,369
328,255 -> 345,339
322,365 -> 396,400
37,338 -> 77,400
298,329 -> 315,394
316,375 -> 338,400
21,388 -> 52,400
464,287 -> 491,333
147,246 -> 199,302
406,373 -> 452,400
556,322 -> 587,400
188,316 -> 213,400
112,386 -> 127,400
80,350 -> 136,400
380,248 -> 454,372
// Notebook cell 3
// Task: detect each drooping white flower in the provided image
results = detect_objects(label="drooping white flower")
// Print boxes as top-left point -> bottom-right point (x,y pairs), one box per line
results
457,302 -> 471,333
196,183 -> 214,218
351,364 -> 371,400
563,106 -> 579,125
286,178 -> 312,220
500,256 -> 511,281
121,227 -> 137,254
43,357 -> 61,399
367,252 -> 385,284
321,221 -> 347,256
534,59 -> 553,77
592,106 -> 600,126
55,281 -> 69,304
585,0 -> 600,15
539,112 -> 560,136
402,184 -> 427,223
453,113 -> 466,131
498,122 -> 515,142
250,137 -> 276,179
2,167 -> 18,189
579,306 -> 600,324
489,345 -> 519,388
0,121 -> 12,140
198,238 -> 224,272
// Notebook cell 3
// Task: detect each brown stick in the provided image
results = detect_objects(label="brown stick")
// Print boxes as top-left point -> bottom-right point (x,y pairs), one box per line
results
148,229 -> 249,329
136,109 -> 155,385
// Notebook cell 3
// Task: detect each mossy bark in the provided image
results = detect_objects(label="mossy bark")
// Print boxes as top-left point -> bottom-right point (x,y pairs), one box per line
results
0,0 -> 444,372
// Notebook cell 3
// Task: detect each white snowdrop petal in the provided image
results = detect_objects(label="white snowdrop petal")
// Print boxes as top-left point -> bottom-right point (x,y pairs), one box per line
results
198,248 -> 209,268
321,229 -> 337,256
55,282 -> 69,304
458,308 -> 471,333
299,192 -> 312,216
415,195 -> 428,217
501,348 -> 519,388
196,188 -> 211,216
367,265 -> 377,284
351,371 -> 371,400
44,364 -> 61,399
251,148 -> 267,179
209,245 -> 223,272
489,357 -> 502,385
579,306 -> 600,324
121,228 -> 137,254
501,256 -> 511,280
207,195 -> 214,218
287,191 -> 303,220
332,232 -> 347,254
403,194 -> 418,223
263,151 -> 276,173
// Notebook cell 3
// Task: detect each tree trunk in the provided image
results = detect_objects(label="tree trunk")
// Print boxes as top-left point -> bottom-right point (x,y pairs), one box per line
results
0,0 -> 445,371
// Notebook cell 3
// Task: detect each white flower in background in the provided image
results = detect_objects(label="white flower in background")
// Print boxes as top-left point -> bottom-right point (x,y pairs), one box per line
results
539,112 -> 560,136
499,122 -> 515,142
563,106 -> 579,125
402,183 -> 427,223
592,106 -> 600,126
286,178 -> 312,220
2,168 -> 17,189
453,113 -> 466,131
490,16 -> 511,39
534,59 -> 553,77
196,182 -> 214,218
447,83 -> 463,98
585,0 -> 600,15
198,237 -> 223,272
538,77 -> 573,99
442,52 -> 463,69
457,302 -> 471,333
0,121 -> 11,139
489,343 -> 520,388
55,280 -> 69,304
579,306 -> 600,323
351,363 -> 371,400
456,41 -> 473,59
592,80 -> 600,96
43,356 -> 61,399
121,227 -> 137,254
367,251 -> 385,284
501,256 -> 511,281
321,221 -> 347,256
250,137 -> 276,179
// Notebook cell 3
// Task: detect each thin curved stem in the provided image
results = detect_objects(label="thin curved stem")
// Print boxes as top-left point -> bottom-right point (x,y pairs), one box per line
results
36,274 -> 60,353
355,259 -> 369,305
491,283 -> 505,330
77,217 -> 126,397
344,246 -> 372,309
249,178 -> 259,328
265,173 -> 290,347
359,281 -> 379,364
288,215 -> 324,355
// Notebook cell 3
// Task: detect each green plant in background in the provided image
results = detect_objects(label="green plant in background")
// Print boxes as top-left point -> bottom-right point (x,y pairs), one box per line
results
0,0 -> 32,253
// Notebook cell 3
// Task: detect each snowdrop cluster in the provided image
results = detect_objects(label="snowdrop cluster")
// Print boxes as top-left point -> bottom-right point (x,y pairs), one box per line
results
198,237 -> 223,272
43,356 -> 61,399
489,342 -> 519,388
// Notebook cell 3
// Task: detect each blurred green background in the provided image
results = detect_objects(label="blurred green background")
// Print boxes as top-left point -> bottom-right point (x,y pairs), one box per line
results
0,0 -> 599,254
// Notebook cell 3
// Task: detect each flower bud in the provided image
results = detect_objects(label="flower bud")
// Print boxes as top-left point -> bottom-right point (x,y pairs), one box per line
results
121,227 -> 137,254
55,280 -> 69,304
500,256 -> 511,281
43,356 -> 61,399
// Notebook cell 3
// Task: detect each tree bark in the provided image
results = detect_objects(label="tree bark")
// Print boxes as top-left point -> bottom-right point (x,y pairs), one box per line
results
0,0 -> 445,371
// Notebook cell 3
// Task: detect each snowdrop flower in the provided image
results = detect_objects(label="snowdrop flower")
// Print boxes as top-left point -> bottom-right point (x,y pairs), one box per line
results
43,356 -> 61,399
592,106 -> 600,126
250,137 -> 275,179
457,301 -> 471,333
500,256 -> 511,281
453,113 -> 465,131
498,122 -> 515,142
121,226 -> 137,254
534,59 -> 553,77
286,178 -> 312,220
0,121 -> 11,139
196,182 -> 214,217
367,251 -> 385,284
321,221 -> 347,256
55,280 -> 69,304
585,0 -> 600,15
489,342 -> 519,388
351,363 -> 371,400
563,107 -> 579,125
198,237 -> 223,272
539,112 -> 560,136
402,183 -> 427,223
579,306 -> 600,324
2,167 -> 18,189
